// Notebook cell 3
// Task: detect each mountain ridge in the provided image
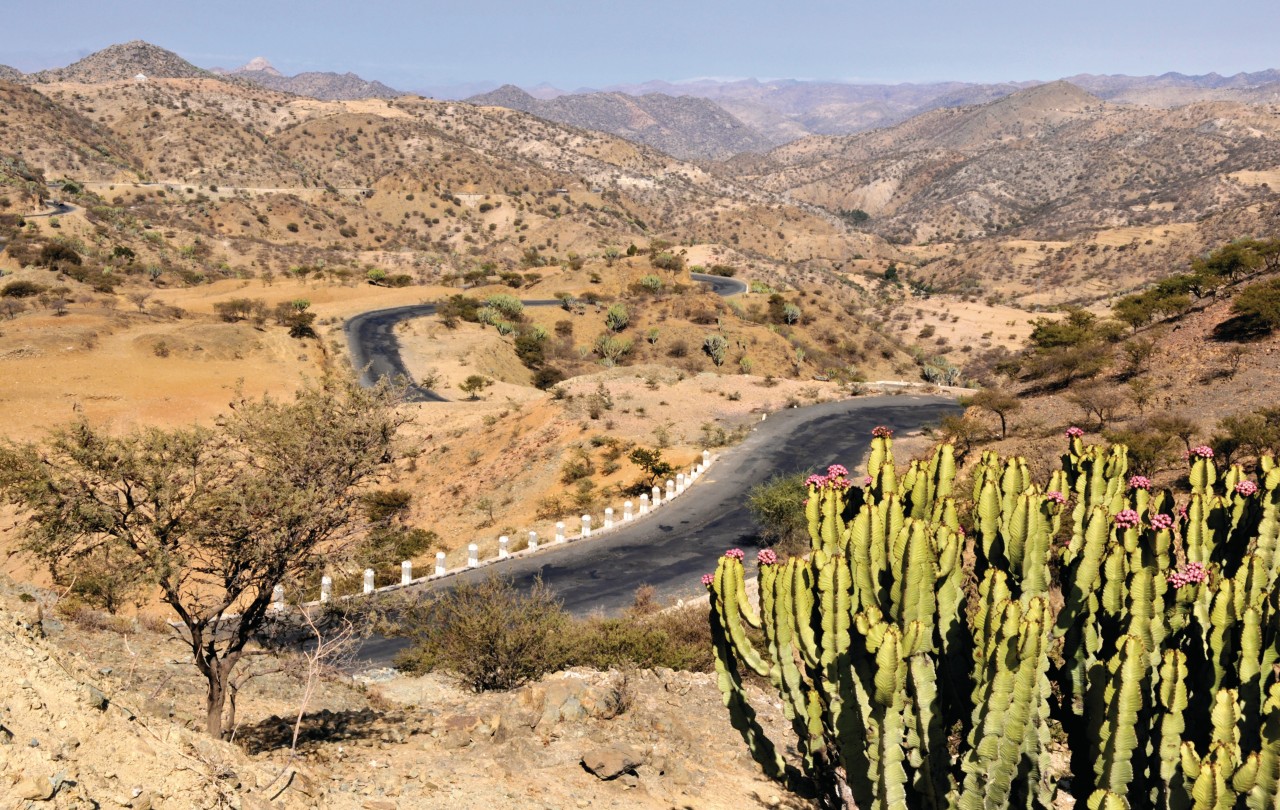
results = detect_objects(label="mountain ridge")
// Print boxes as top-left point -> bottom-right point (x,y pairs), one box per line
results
467,84 -> 775,161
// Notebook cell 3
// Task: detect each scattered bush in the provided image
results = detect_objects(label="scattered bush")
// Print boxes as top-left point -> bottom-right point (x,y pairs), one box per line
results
392,577 -> 713,690
746,471 -> 811,558
1,279 -> 45,298
38,242 -> 81,268
393,576 -> 569,691
604,303 -> 630,332
703,334 -> 728,366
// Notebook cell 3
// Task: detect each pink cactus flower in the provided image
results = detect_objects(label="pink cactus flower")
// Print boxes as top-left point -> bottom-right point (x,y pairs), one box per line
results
863,476 -> 874,486
701,573 -> 714,587
1045,491 -> 1067,505
1189,445 -> 1215,459
1065,426 -> 1085,439
1236,480 -> 1259,496
872,426 -> 894,438
1114,509 -> 1141,529
1176,502 -> 1189,519
1169,562 -> 1208,589
757,549 -> 778,566
806,464 -> 854,491
724,548 -> 745,561
1128,476 -> 1152,491
1150,513 -> 1175,531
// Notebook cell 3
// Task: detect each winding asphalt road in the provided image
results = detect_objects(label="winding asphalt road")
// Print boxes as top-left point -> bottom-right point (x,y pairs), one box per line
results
343,275 -> 961,665
344,273 -> 747,402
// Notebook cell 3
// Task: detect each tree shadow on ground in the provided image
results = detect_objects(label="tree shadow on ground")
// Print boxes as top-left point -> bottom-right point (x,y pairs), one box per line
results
1211,314 -> 1273,343
235,706 -> 417,755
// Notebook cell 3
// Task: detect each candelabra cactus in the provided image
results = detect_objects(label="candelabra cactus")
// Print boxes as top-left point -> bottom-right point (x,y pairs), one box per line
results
707,427 -> 1280,809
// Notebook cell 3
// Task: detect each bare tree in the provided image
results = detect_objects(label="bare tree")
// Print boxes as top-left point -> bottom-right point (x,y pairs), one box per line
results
1066,384 -> 1125,432
127,291 -> 152,313
0,377 -> 407,739
964,388 -> 1021,439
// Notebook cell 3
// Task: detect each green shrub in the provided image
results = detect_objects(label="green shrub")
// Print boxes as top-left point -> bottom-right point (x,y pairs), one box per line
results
746,471 -> 811,558
605,303 -> 629,332
484,293 -> 524,320
1,279 -> 45,298
38,242 -> 80,267
392,576 -> 713,690
1226,277 -> 1280,336
393,576 -> 569,691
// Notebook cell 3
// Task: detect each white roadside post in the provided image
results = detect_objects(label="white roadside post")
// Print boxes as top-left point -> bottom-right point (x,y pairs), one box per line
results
498,535 -> 510,559
320,576 -> 332,603
652,485 -> 662,507
467,543 -> 479,567
271,584 -> 285,613
528,531 -> 539,551
401,560 -> 413,585
434,551 -> 447,577
639,494 -> 650,515
703,450 -> 711,467
581,514 -> 592,538
676,473 -> 686,495
555,522 -> 566,543
623,501 -> 633,521
604,507 -> 614,530
363,569 -> 375,594
666,479 -> 676,499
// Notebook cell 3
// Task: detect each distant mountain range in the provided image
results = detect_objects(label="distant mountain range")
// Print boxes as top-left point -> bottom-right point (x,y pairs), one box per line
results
511,70 -> 1280,143
5,40 -> 1280,164
467,84 -> 774,161
213,57 -> 403,101
0,43 -> 404,103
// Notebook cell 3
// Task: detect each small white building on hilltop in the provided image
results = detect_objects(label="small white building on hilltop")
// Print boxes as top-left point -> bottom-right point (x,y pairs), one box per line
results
134,73 -> 147,84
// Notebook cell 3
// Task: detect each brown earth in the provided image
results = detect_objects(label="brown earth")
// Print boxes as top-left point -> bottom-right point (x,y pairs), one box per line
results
0,580 -> 810,809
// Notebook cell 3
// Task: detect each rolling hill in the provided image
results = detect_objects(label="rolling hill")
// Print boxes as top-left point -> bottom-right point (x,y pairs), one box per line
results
27,40 -> 216,83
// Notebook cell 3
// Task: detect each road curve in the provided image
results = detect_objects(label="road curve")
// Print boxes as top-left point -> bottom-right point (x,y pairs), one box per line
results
352,393 -> 960,666
342,272 -> 959,666
343,273 -> 745,400
22,201 -> 77,219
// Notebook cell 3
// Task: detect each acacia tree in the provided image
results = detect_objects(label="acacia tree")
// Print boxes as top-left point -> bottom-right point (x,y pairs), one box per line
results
963,388 -> 1021,439
0,377 -> 407,739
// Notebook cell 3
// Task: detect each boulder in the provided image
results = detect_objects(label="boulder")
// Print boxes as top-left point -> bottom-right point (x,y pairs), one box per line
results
580,745 -> 643,780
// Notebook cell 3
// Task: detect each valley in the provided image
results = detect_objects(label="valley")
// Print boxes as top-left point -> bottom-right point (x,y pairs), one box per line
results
2,33 -> 1280,809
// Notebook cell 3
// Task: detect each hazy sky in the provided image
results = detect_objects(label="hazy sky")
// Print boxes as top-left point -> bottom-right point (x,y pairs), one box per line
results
1,0 -> 1276,93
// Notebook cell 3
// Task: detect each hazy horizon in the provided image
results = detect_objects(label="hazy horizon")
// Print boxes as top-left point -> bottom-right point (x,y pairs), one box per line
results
2,0 -> 1277,95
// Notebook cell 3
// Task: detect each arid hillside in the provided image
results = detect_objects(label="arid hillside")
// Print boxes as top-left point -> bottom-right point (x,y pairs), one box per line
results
731,81 -> 1280,243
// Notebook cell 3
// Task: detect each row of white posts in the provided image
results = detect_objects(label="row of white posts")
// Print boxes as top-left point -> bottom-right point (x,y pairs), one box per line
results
282,450 -> 713,609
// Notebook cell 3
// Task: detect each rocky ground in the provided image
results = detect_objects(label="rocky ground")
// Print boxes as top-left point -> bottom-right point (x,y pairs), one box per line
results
0,580 -> 811,808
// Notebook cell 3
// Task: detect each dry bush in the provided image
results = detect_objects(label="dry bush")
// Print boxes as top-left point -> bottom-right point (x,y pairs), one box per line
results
391,577 -> 714,690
